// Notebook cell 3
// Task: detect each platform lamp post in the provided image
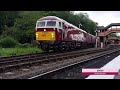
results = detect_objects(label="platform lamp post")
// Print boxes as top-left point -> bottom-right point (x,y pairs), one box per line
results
79,23 -> 82,29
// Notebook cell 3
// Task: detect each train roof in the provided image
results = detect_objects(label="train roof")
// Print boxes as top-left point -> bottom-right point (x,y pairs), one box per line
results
38,16 -> 87,33
87,32 -> 95,37
38,16 -> 63,22
64,21 -> 87,33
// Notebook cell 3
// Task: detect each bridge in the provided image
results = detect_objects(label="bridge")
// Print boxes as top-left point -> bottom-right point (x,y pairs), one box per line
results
96,23 -> 120,48
98,28 -> 120,36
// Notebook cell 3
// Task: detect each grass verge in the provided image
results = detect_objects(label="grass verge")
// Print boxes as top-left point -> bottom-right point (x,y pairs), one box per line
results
0,47 -> 42,57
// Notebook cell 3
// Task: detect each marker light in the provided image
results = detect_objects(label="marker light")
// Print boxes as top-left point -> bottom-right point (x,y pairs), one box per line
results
36,34 -> 38,38
44,29 -> 46,31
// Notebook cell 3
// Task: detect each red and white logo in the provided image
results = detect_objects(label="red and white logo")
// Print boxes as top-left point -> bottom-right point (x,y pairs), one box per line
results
70,33 -> 85,41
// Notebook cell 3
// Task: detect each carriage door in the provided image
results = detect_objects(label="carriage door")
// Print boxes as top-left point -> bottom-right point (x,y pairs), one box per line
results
61,22 -> 65,40
59,22 -> 65,40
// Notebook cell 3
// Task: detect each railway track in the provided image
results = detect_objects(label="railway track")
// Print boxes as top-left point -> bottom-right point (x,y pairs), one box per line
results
0,47 -> 119,79
27,47 -> 120,79
0,48 -> 104,73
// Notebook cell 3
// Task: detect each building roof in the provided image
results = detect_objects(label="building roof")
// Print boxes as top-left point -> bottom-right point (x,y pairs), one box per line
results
97,23 -> 120,31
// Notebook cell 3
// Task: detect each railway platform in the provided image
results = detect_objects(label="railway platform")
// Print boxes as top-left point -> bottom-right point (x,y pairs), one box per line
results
86,55 -> 120,79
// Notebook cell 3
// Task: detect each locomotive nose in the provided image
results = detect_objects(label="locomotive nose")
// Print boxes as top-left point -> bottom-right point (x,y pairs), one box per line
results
36,28 -> 56,41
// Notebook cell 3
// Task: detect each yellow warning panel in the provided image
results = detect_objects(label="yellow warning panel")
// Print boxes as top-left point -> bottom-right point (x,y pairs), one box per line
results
36,31 -> 55,40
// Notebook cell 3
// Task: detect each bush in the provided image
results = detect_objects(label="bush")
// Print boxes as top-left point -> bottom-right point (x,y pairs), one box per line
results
0,36 -> 18,48
15,43 -> 34,48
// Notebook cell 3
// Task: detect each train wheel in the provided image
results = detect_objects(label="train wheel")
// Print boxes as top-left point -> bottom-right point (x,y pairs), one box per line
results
66,43 -> 70,51
41,42 -> 49,52
59,44 -> 63,51
68,43 -> 71,50
58,42 -> 64,51
53,45 -> 58,52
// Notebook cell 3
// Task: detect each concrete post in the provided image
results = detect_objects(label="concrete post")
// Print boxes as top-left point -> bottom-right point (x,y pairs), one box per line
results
96,38 -> 98,48
101,42 -> 103,48
104,36 -> 106,47
95,29 -> 98,48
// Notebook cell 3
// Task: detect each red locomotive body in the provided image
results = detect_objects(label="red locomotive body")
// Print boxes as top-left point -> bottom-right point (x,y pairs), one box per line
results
35,16 -> 96,51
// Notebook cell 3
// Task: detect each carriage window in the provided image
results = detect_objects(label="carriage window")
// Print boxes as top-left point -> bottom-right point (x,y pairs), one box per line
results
37,21 -> 45,27
59,22 -> 61,28
46,21 -> 56,26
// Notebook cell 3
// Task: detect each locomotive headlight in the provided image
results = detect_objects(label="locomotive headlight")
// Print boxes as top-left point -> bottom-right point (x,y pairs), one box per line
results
36,34 -> 38,38
52,35 -> 54,38
52,33 -> 54,36
51,33 -> 54,38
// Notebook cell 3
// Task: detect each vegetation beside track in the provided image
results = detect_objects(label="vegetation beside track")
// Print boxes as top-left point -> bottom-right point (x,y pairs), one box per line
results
0,11 -> 98,56
0,47 -> 42,56
0,11 -> 97,45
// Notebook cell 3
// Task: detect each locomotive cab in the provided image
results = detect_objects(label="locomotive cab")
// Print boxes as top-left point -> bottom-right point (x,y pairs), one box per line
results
35,16 -> 96,51
36,20 -> 57,41
35,19 -> 65,51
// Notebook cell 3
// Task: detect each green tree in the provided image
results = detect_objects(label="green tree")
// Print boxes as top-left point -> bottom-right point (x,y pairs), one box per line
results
0,11 -> 19,34
0,11 -> 98,45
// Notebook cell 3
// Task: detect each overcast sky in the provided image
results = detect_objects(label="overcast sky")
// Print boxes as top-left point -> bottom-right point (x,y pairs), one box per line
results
74,11 -> 120,27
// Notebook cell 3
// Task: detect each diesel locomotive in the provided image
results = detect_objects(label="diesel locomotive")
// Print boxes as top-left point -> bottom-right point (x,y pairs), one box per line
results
35,16 -> 96,51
